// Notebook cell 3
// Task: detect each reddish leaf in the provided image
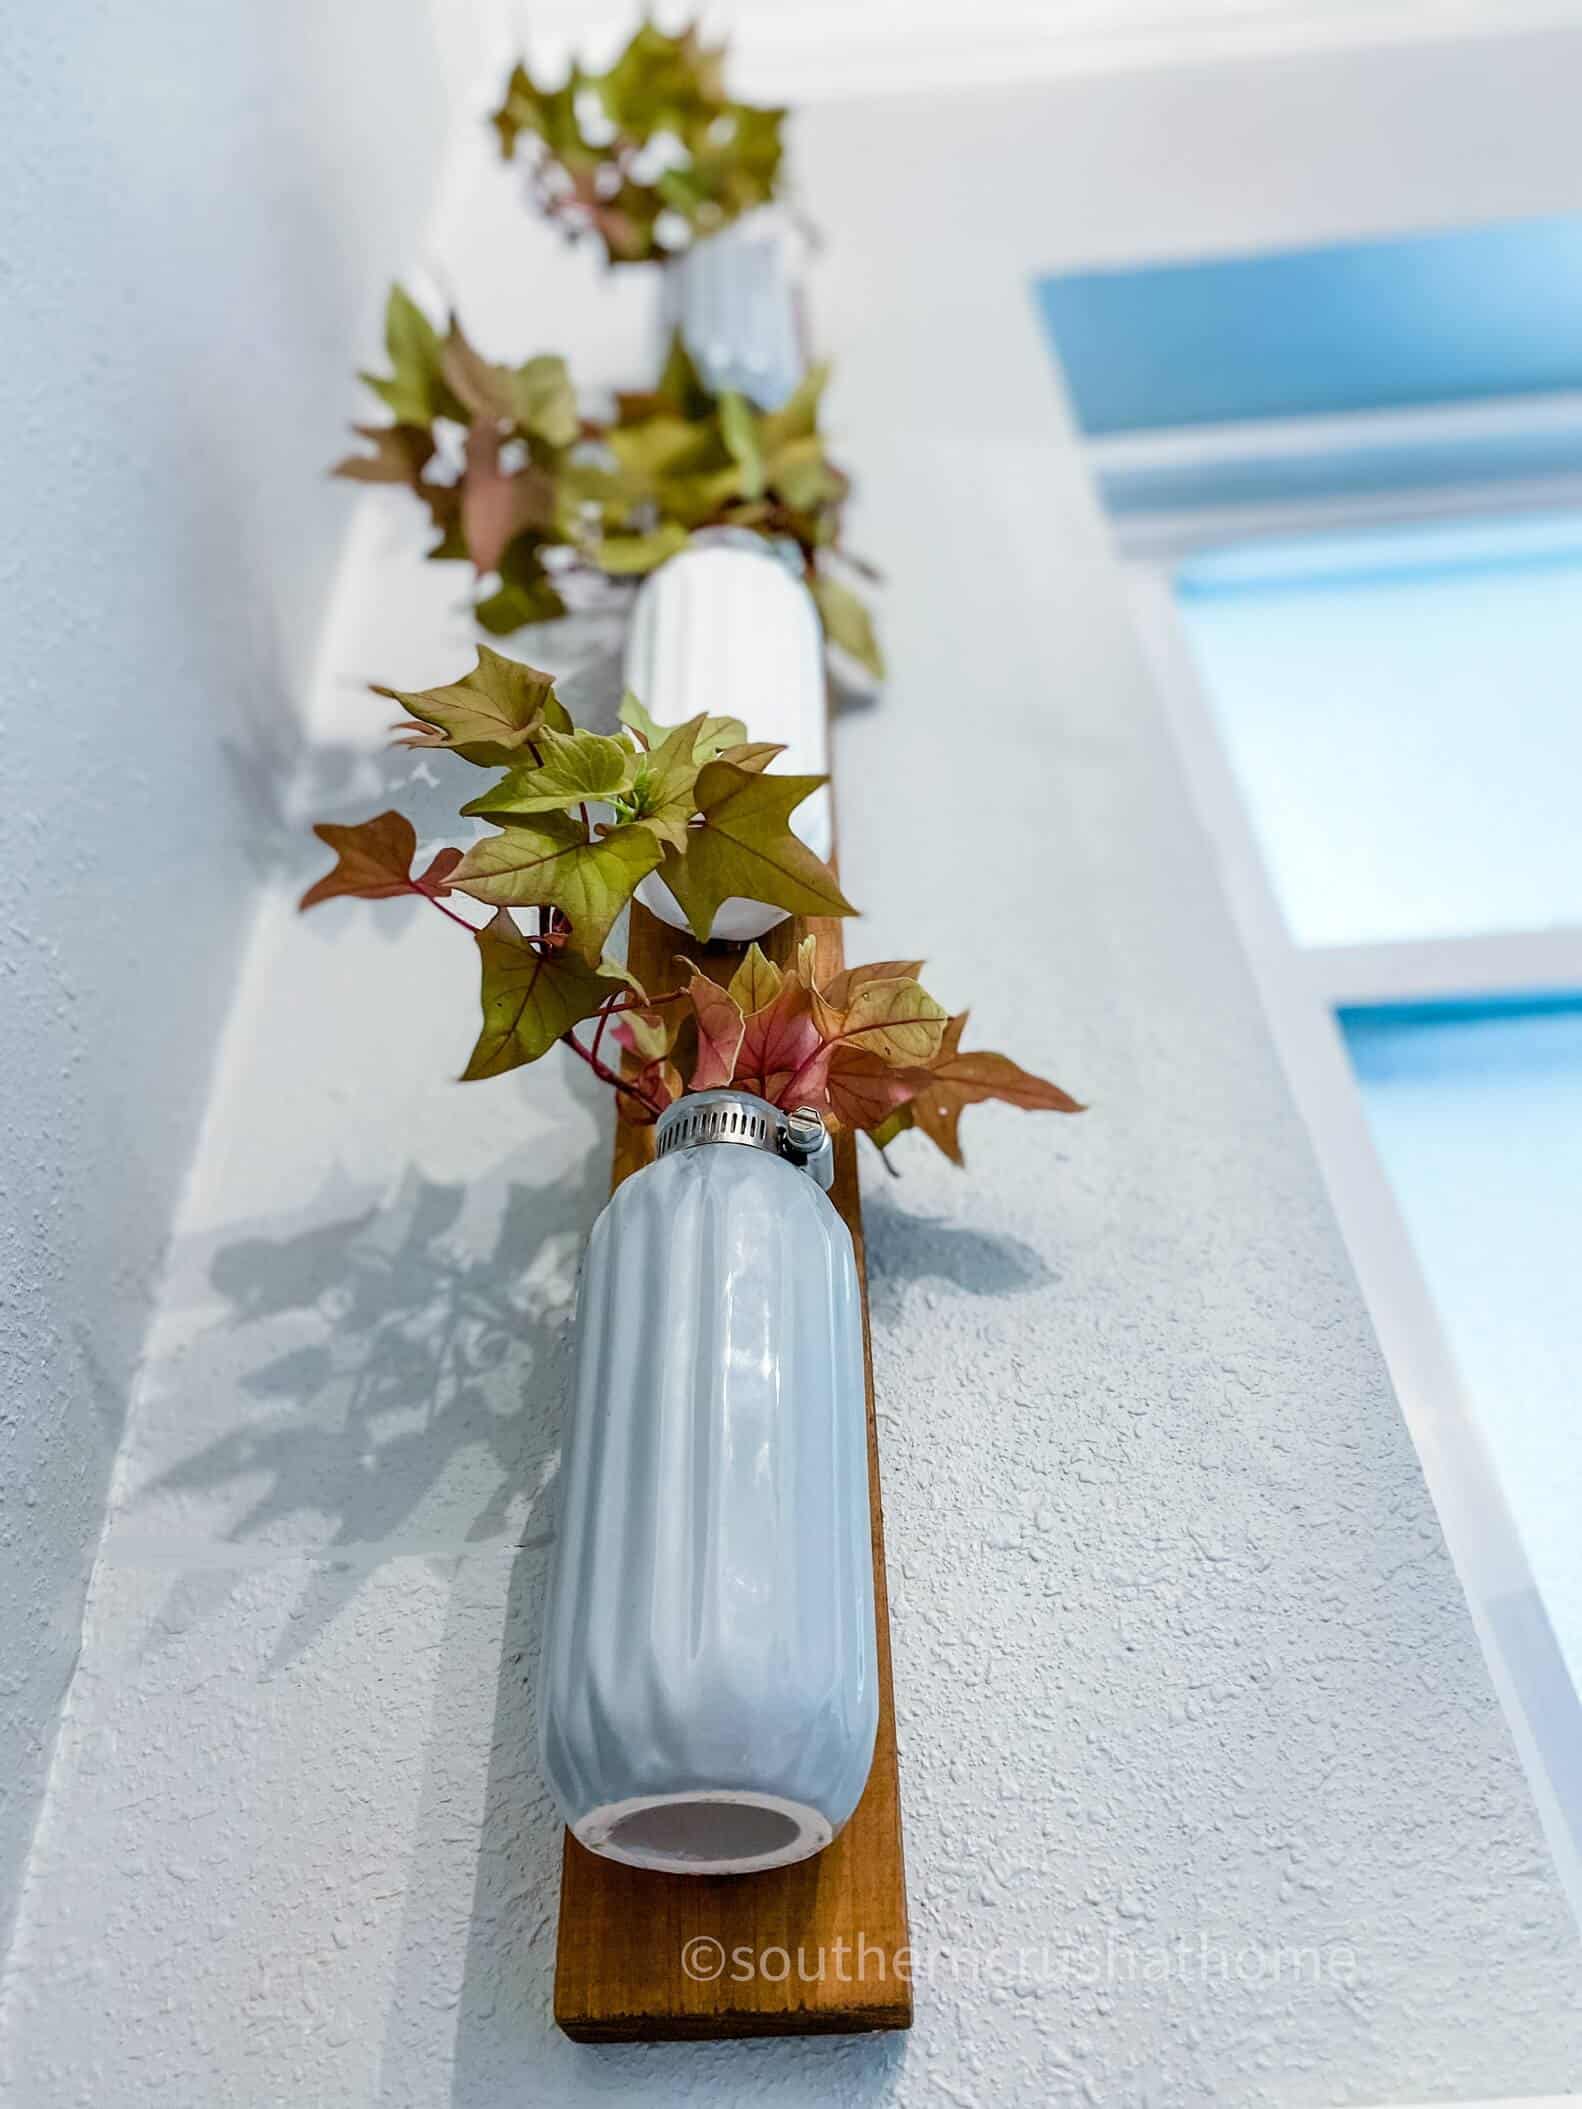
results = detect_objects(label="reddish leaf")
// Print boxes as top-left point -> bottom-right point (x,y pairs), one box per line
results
299,812 -> 454,911
680,964 -> 745,1090
905,1013 -> 1084,1164
616,1058 -> 682,1122
415,847 -> 463,895
332,423 -> 435,486
734,975 -> 821,1106
822,1048 -> 928,1132
461,419 -> 554,574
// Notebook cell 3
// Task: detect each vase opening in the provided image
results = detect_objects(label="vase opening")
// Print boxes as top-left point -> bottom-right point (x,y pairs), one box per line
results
575,1790 -> 834,1875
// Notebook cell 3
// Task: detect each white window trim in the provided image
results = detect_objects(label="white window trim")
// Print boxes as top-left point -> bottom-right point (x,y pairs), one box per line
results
1306,930 -> 1582,1008
1127,559 -> 1582,1925
1100,392 -> 1582,565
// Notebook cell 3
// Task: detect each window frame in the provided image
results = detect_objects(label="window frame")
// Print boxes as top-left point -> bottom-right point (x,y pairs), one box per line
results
1125,531 -> 1582,1923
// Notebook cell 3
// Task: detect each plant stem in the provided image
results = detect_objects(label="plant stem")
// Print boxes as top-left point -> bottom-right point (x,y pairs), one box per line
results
589,990 -> 615,1073
415,885 -> 481,933
561,1025 -> 661,1118
598,991 -> 686,1018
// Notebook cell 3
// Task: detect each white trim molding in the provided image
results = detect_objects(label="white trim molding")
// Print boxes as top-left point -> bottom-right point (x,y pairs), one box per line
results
1096,393 -> 1582,559
482,2 -> 1582,103
1308,928 -> 1582,1008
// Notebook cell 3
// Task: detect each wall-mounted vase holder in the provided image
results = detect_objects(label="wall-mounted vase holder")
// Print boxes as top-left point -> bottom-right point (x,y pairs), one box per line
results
545,213 -> 909,2043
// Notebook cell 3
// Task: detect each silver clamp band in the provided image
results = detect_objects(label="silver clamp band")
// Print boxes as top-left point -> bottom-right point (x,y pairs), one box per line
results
654,1091 -> 835,1191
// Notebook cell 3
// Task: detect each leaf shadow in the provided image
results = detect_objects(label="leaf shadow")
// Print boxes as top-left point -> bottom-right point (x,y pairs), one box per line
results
860,1191 -> 1055,1326
224,606 -> 635,902
135,1113 -> 611,1673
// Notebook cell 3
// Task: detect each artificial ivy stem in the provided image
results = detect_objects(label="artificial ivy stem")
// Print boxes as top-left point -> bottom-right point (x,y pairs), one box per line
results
561,1024 -> 662,1118
588,989 -> 616,1074
415,884 -> 483,933
600,991 -> 685,1016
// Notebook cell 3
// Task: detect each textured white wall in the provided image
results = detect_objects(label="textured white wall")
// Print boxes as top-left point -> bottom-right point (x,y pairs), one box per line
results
0,2 -> 448,1933
7,15 -> 1582,2108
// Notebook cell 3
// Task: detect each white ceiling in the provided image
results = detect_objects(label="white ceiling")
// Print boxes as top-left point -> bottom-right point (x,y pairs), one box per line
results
487,0 -> 1582,100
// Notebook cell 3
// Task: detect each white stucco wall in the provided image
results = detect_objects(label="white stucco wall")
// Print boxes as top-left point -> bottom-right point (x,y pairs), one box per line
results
6,17 -> 1582,2107
0,1 -> 450,1935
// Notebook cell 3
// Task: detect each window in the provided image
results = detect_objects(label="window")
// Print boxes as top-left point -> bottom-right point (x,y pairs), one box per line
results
1041,218 -> 1582,1916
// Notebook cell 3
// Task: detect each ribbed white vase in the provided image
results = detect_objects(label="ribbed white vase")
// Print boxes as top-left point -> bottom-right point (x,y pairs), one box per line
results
540,1093 -> 878,1875
624,533 -> 831,945
662,206 -> 804,411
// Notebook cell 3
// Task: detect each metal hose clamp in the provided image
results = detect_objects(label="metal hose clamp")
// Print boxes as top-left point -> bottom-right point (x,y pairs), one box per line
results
654,1091 -> 835,1191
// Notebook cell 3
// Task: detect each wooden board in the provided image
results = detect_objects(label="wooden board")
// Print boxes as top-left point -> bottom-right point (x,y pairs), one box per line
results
552,903 -> 912,2042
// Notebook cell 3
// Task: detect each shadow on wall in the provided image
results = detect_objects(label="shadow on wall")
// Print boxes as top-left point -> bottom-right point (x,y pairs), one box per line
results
861,1195 -> 1052,1327
137,1112 -> 1051,1672
138,1124 -> 610,1672
436,1197 -> 1047,2094
123,1069 -> 1051,2088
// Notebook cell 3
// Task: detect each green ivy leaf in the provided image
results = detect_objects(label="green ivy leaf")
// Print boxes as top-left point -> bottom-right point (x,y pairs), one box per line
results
375,647 -> 571,769
332,423 -> 435,486
462,909 -> 632,1080
867,1103 -> 915,1153
620,714 -> 706,851
657,760 -> 854,939
712,740 -> 783,774
475,539 -> 568,633
619,692 -> 745,761
589,521 -> 692,575
655,330 -> 713,419
439,332 -> 579,450
818,959 -> 925,1012
597,21 -> 724,137
512,354 -> 580,449
811,572 -> 885,680
451,812 -> 662,959
461,729 -> 639,818
727,942 -> 781,1014
490,25 -> 783,266
718,391 -> 765,500
759,363 -> 827,455
812,975 -> 948,1068
440,318 -> 514,422
361,286 -> 466,428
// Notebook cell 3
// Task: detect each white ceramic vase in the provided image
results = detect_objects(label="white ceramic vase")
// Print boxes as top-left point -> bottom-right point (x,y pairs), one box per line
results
661,206 -> 805,411
624,533 -> 832,945
540,1093 -> 878,1875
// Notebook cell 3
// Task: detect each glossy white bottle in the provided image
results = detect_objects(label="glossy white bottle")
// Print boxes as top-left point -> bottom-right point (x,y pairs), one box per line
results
540,1093 -> 878,1875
